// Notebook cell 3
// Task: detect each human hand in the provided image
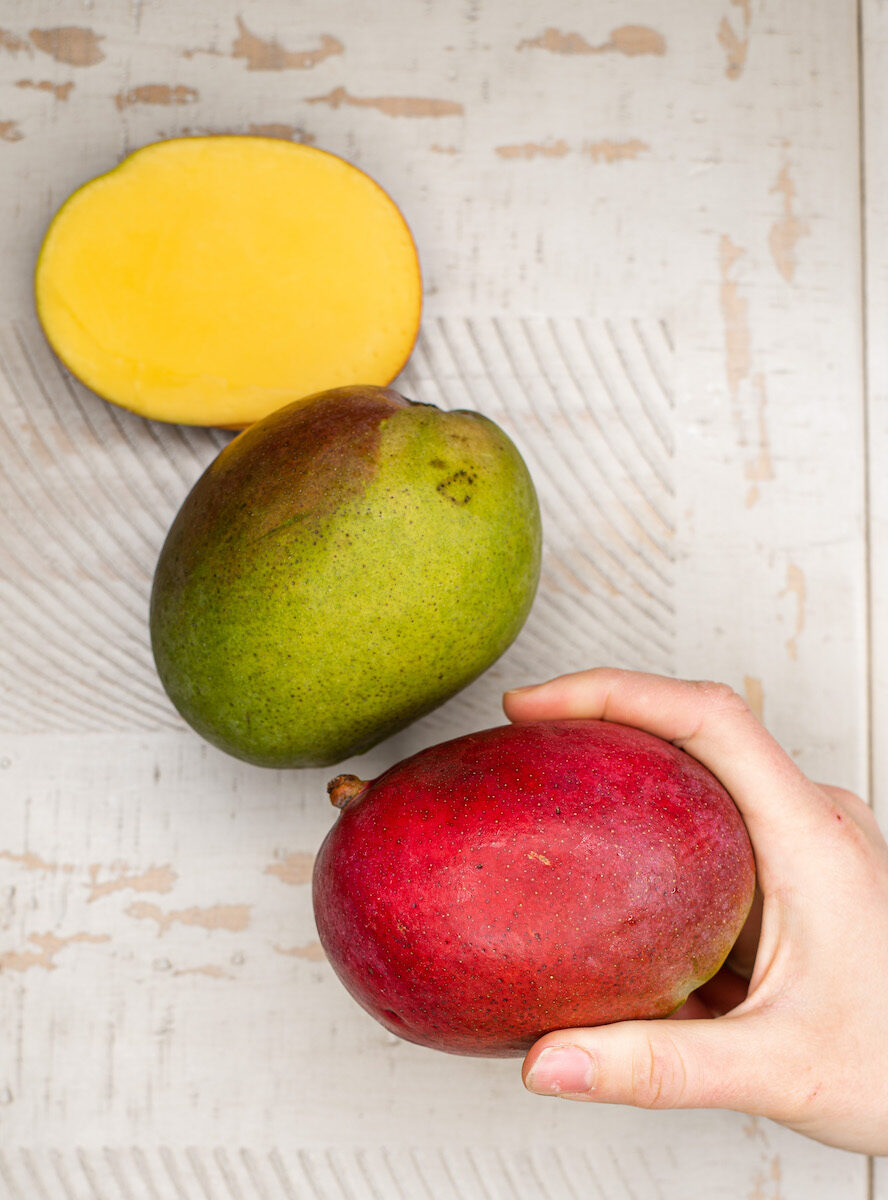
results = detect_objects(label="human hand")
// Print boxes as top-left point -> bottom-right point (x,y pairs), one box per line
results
503,668 -> 888,1154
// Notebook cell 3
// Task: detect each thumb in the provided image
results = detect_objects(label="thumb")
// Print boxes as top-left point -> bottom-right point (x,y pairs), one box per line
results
522,1016 -> 765,1113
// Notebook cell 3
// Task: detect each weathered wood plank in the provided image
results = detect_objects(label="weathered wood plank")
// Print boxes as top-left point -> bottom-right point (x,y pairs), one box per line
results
863,0 -> 888,1193
0,0 -> 872,1194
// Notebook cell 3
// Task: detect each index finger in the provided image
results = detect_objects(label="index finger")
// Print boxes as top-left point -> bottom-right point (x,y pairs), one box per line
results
503,668 -> 828,842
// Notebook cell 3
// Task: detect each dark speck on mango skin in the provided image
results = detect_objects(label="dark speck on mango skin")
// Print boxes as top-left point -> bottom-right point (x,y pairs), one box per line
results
312,719 -> 757,1058
149,385 -> 542,767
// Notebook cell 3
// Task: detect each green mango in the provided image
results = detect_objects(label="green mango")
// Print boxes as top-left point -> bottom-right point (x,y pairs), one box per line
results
150,385 -> 542,767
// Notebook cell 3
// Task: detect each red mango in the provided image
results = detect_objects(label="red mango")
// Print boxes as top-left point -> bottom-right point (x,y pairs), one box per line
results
313,719 -> 756,1057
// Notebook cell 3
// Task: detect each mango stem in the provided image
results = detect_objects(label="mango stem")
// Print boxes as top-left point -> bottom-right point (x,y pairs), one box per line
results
327,774 -> 369,810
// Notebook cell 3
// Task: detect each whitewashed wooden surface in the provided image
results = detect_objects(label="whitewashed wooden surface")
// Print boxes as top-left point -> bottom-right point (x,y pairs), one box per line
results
865,0 -> 888,1196
0,0 -> 877,1196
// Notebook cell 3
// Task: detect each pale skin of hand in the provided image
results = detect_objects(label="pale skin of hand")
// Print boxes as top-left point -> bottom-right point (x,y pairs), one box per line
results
502,668 -> 888,1155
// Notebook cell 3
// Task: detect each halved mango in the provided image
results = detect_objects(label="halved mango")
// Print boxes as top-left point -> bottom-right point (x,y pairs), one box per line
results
35,137 -> 422,427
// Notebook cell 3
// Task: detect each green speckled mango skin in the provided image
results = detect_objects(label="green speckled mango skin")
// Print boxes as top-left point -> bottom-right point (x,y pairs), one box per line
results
150,385 -> 542,767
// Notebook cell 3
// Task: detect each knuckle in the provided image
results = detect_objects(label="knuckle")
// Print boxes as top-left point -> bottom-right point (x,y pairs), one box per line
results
822,784 -> 872,821
689,680 -> 749,715
629,1034 -> 689,1109
589,666 -> 625,688
818,785 -> 885,850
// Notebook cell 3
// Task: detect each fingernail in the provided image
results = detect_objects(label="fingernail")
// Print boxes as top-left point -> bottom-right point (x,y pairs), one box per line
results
525,1045 -> 595,1097
504,684 -> 538,696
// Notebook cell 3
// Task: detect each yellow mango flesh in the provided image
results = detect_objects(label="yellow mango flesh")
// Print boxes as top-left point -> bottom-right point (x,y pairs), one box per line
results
35,137 -> 422,426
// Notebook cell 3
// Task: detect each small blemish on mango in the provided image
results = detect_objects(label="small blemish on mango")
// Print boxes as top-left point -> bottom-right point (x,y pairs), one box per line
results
528,851 -> 552,866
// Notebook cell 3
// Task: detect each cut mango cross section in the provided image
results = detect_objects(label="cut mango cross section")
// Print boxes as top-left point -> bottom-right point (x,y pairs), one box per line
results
35,137 -> 422,427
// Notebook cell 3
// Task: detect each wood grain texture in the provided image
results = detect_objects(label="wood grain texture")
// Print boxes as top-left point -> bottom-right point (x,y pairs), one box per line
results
0,1143 -> 862,1200
864,0 -> 888,822
0,315 -> 672,736
864,0 -> 888,1189
0,0 -> 873,1193
0,319 -> 229,732
0,1145 -> 867,1200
